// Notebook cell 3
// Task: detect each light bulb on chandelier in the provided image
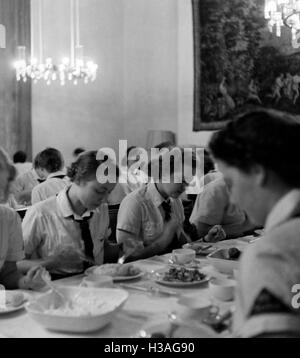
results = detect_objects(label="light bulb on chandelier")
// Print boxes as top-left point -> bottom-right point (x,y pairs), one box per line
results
14,0 -> 98,85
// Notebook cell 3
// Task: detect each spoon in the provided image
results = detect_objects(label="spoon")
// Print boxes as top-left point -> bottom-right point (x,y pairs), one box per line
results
41,272 -> 73,309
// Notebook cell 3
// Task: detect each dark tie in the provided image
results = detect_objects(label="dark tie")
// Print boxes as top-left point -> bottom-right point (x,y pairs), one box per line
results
161,199 -> 172,222
73,214 -> 94,267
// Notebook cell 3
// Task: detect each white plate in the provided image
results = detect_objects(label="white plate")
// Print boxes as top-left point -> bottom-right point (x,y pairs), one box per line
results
112,272 -> 144,282
0,302 -> 26,314
155,277 -> 209,288
85,266 -> 144,282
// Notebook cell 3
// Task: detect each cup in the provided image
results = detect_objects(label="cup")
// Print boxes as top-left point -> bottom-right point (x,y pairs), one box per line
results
172,248 -> 196,265
177,295 -> 218,321
209,278 -> 236,301
81,275 -> 114,288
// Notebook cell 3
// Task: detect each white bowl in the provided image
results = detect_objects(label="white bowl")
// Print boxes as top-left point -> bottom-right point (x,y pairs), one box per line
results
26,287 -> 128,333
207,249 -> 240,274
172,248 -> 196,265
81,275 -> 114,288
177,295 -> 213,320
209,278 -> 236,301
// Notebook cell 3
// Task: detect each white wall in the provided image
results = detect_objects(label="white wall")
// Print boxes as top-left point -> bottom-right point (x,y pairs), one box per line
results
32,0 -> 213,165
32,0 -> 125,165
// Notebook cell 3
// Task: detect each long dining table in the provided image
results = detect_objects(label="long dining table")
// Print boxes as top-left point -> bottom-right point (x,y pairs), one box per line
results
0,239 -> 251,338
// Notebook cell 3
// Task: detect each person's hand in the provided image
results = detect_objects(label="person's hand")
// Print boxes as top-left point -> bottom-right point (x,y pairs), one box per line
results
20,266 -> 48,291
204,225 -> 226,243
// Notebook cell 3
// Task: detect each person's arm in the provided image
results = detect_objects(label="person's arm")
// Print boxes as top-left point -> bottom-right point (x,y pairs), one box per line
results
118,217 -> 179,262
0,262 -> 47,290
17,256 -> 59,273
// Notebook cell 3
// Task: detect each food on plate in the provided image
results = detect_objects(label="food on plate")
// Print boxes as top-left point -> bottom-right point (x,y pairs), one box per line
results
227,248 -> 242,260
185,242 -> 215,256
162,267 -> 206,283
5,292 -> 25,307
91,263 -> 141,277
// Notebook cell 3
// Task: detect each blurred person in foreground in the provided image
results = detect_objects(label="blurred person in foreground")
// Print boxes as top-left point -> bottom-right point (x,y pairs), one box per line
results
0,147 -> 47,290
209,108 -> 300,337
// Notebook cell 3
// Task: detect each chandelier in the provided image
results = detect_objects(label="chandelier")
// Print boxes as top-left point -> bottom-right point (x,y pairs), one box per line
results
264,0 -> 300,46
14,0 -> 98,85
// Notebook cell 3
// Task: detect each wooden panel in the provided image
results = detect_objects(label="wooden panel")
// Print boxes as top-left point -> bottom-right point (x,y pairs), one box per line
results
0,0 -> 32,159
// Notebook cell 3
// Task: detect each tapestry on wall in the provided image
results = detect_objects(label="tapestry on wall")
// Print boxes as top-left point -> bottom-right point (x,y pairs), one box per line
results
192,0 -> 300,131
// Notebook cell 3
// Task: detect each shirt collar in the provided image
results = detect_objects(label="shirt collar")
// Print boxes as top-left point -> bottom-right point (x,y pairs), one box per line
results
57,187 -> 93,220
147,182 -> 167,208
47,170 -> 66,180
265,189 -> 300,232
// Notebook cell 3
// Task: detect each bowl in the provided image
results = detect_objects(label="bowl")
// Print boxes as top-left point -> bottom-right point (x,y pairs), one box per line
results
171,248 -> 196,265
207,249 -> 240,274
209,278 -> 236,301
177,295 -> 215,320
26,287 -> 128,333
81,275 -> 114,288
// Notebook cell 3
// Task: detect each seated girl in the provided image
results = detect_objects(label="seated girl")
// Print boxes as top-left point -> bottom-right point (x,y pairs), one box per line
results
189,176 -> 255,242
19,151 -> 120,278
31,147 -> 69,204
116,148 -> 196,262
0,148 -> 46,290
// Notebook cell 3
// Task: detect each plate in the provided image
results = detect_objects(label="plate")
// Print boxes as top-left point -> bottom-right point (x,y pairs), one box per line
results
155,277 -> 209,288
0,302 -> 26,314
183,242 -> 216,256
112,272 -> 144,282
85,266 -> 144,282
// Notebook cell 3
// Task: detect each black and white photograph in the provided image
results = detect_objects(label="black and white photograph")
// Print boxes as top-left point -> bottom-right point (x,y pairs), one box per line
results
0,0 -> 300,343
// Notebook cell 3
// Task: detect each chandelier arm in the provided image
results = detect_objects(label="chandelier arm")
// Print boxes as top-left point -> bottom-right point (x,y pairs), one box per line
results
70,0 -> 75,67
75,0 -> 80,47
38,0 -> 43,64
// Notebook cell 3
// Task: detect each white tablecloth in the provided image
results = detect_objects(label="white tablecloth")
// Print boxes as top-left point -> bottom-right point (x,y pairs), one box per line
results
0,239 -> 250,338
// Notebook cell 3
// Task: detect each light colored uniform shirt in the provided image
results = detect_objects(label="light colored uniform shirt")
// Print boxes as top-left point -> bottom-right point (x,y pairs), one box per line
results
0,205 -> 24,271
234,189 -> 300,337
190,177 -> 253,236
11,168 -> 40,195
116,183 -> 184,256
107,168 -> 149,205
22,188 -> 110,274
14,162 -> 33,177
31,171 -> 70,204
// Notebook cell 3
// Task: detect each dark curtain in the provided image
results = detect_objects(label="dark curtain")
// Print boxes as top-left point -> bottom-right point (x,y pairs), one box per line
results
0,0 -> 32,159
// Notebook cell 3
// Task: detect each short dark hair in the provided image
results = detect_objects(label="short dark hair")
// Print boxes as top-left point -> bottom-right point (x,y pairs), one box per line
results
35,148 -> 64,173
154,141 -> 175,150
209,108 -> 300,188
73,147 -> 85,157
67,150 -> 120,184
13,151 -> 27,163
